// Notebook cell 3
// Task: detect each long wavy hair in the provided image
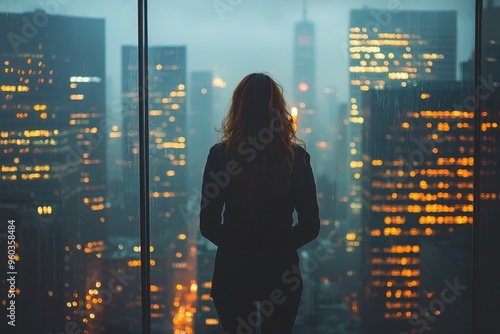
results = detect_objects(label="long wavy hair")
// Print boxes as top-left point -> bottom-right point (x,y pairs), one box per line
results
220,73 -> 304,193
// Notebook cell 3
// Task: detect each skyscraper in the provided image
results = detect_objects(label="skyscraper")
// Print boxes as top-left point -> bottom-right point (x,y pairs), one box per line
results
361,83 -> 473,333
188,71 -> 214,193
349,10 -> 457,100
293,0 -> 316,148
340,12 -> 460,324
121,45 -> 189,330
0,10 -> 106,333
347,10 -> 457,223
122,45 -> 187,235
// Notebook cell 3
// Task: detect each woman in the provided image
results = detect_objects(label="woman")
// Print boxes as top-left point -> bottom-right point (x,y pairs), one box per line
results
199,73 -> 320,334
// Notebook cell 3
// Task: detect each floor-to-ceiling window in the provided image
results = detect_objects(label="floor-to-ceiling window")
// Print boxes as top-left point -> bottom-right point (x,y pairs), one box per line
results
1,1 -> 498,334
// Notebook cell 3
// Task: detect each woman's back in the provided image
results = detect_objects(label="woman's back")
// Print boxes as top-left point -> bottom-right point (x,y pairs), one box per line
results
199,73 -> 320,334
201,141 -> 318,296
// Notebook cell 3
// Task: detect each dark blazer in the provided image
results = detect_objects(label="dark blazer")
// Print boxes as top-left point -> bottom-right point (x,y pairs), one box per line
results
199,143 -> 320,300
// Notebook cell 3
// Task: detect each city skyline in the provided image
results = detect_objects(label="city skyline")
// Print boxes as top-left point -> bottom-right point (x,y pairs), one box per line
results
0,0 -> 475,107
0,1 -> 497,334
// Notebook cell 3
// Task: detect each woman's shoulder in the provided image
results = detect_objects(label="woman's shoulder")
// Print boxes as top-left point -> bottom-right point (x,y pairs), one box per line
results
292,143 -> 306,153
209,142 -> 227,153
292,143 -> 309,159
292,143 -> 311,169
207,142 -> 227,160
210,142 -> 225,151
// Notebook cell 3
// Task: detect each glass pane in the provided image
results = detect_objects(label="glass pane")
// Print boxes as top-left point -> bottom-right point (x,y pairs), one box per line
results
0,1 -> 141,333
147,0 -> 476,333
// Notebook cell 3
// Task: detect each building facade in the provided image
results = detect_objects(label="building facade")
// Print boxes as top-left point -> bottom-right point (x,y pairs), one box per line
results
0,11 -> 106,333
361,83 -> 473,333
293,1 -> 316,149
121,45 -> 189,332
347,9 -> 457,227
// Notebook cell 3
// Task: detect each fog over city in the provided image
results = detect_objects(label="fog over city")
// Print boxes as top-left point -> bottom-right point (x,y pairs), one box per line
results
2,0 -> 473,117
1,0 -> 475,186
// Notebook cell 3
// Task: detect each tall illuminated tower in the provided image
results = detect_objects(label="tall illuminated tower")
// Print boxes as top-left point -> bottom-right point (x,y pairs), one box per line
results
122,46 -> 188,329
361,83 -> 473,333
122,45 -> 187,234
347,9 -> 457,232
293,0 -> 316,147
0,10 -> 106,333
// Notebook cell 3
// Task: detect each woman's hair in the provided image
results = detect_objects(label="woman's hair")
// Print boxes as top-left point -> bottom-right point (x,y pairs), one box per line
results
219,73 -> 304,193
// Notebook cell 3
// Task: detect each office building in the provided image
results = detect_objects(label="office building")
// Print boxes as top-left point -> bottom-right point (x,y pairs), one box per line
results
0,10 -> 106,333
347,9 -> 457,226
121,45 -> 189,330
188,71 -> 215,193
361,83 -> 473,333
293,0 -> 316,148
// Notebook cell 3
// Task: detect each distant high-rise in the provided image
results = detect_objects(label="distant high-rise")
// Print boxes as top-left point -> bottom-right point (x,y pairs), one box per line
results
122,45 -> 187,234
293,0 -> 315,107
361,83 -> 473,333
0,10 -> 106,333
122,45 -> 188,329
188,71 -> 215,193
293,0 -> 316,147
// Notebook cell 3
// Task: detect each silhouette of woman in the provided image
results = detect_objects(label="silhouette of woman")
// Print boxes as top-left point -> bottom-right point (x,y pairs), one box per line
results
199,73 -> 320,334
